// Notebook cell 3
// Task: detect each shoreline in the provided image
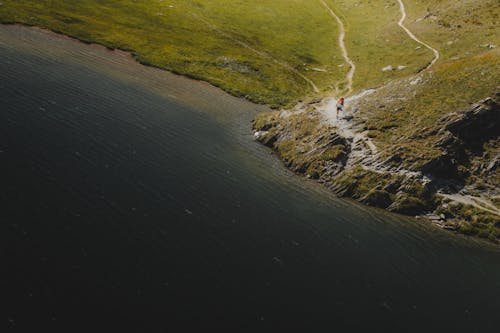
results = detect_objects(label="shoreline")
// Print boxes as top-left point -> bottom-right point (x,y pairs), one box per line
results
0,22 -> 278,108
253,93 -> 500,245
3,23 -> 498,246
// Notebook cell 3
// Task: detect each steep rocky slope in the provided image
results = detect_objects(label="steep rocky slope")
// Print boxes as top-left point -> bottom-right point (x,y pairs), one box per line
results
254,84 -> 499,241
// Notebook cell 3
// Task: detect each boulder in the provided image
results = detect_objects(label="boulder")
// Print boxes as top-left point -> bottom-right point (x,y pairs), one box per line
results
259,130 -> 279,147
383,179 -> 402,194
427,96 -> 499,179
360,189 -> 393,208
444,97 -> 499,148
420,152 -> 460,179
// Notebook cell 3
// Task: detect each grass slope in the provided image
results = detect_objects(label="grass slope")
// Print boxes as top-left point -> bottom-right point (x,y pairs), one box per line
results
323,0 -> 432,90
358,49 -> 500,167
0,0 -> 343,106
1,0 -> 442,106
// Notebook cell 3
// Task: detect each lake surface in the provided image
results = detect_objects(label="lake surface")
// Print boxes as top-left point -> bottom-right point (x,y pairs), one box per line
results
1,25 -> 500,331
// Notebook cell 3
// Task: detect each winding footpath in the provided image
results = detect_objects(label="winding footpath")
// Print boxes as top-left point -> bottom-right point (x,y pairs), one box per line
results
319,0 -> 441,159
397,0 -> 440,71
319,2 -> 497,217
319,0 -> 355,95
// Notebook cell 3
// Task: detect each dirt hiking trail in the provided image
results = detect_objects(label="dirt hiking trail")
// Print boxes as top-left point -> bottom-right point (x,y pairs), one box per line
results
319,0 -> 355,96
397,0 -> 440,71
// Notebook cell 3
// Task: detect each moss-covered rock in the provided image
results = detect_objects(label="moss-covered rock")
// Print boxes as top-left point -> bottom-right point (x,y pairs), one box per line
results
253,112 -> 280,131
360,189 -> 393,209
388,194 -> 428,215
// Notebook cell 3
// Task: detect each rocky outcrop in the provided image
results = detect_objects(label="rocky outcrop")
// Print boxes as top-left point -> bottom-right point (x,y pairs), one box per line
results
253,107 -> 350,180
253,95 -> 500,242
419,96 -> 500,181
360,189 -> 393,208
442,96 -> 499,148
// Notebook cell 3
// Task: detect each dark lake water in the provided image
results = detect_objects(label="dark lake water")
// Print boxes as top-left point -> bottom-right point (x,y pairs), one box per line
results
1,25 -> 500,332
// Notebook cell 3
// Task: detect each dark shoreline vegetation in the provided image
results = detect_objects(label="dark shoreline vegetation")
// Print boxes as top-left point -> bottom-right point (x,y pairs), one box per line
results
1,0 -> 499,243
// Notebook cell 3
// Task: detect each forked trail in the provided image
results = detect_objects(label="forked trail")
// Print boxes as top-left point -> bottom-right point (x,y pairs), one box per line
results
319,0 -> 355,96
397,0 -> 439,71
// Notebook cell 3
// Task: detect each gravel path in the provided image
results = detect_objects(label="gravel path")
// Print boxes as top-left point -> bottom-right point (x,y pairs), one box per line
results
397,0 -> 440,71
319,0 -> 355,95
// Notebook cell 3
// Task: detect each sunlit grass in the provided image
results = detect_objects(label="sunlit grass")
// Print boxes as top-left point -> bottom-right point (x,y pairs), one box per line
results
0,0 -> 448,106
357,49 -> 500,167
1,0 -> 345,106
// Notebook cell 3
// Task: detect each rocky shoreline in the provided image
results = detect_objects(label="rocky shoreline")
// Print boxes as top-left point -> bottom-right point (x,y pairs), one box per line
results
253,92 -> 500,242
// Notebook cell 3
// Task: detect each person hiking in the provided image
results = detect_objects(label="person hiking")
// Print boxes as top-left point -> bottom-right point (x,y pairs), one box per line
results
336,97 -> 345,119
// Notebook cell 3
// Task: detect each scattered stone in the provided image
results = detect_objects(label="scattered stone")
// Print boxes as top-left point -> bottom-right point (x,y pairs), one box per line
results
481,44 -> 496,49
259,131 -> 279,147
443,224 -> 457,230
486,155 -> 498,172
254,131 -> 267,139
279,110 -> 292,118
382,65 -> 393,72
410,77 -> 422,85
272,257 -> 284,265
397,65 -> 407,70
216,56 -> 256,74
434,131 -> 455,147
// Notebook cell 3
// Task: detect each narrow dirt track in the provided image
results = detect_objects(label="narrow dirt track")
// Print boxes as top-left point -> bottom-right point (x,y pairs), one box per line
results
319,0 -> 355,95
397,0 -> 439,71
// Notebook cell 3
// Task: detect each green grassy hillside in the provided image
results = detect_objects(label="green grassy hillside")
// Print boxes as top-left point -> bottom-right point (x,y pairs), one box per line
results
1,0 -> 440,106
404,0 -> 499,61
0,0 -> 340,106
325,0 -> 432,89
